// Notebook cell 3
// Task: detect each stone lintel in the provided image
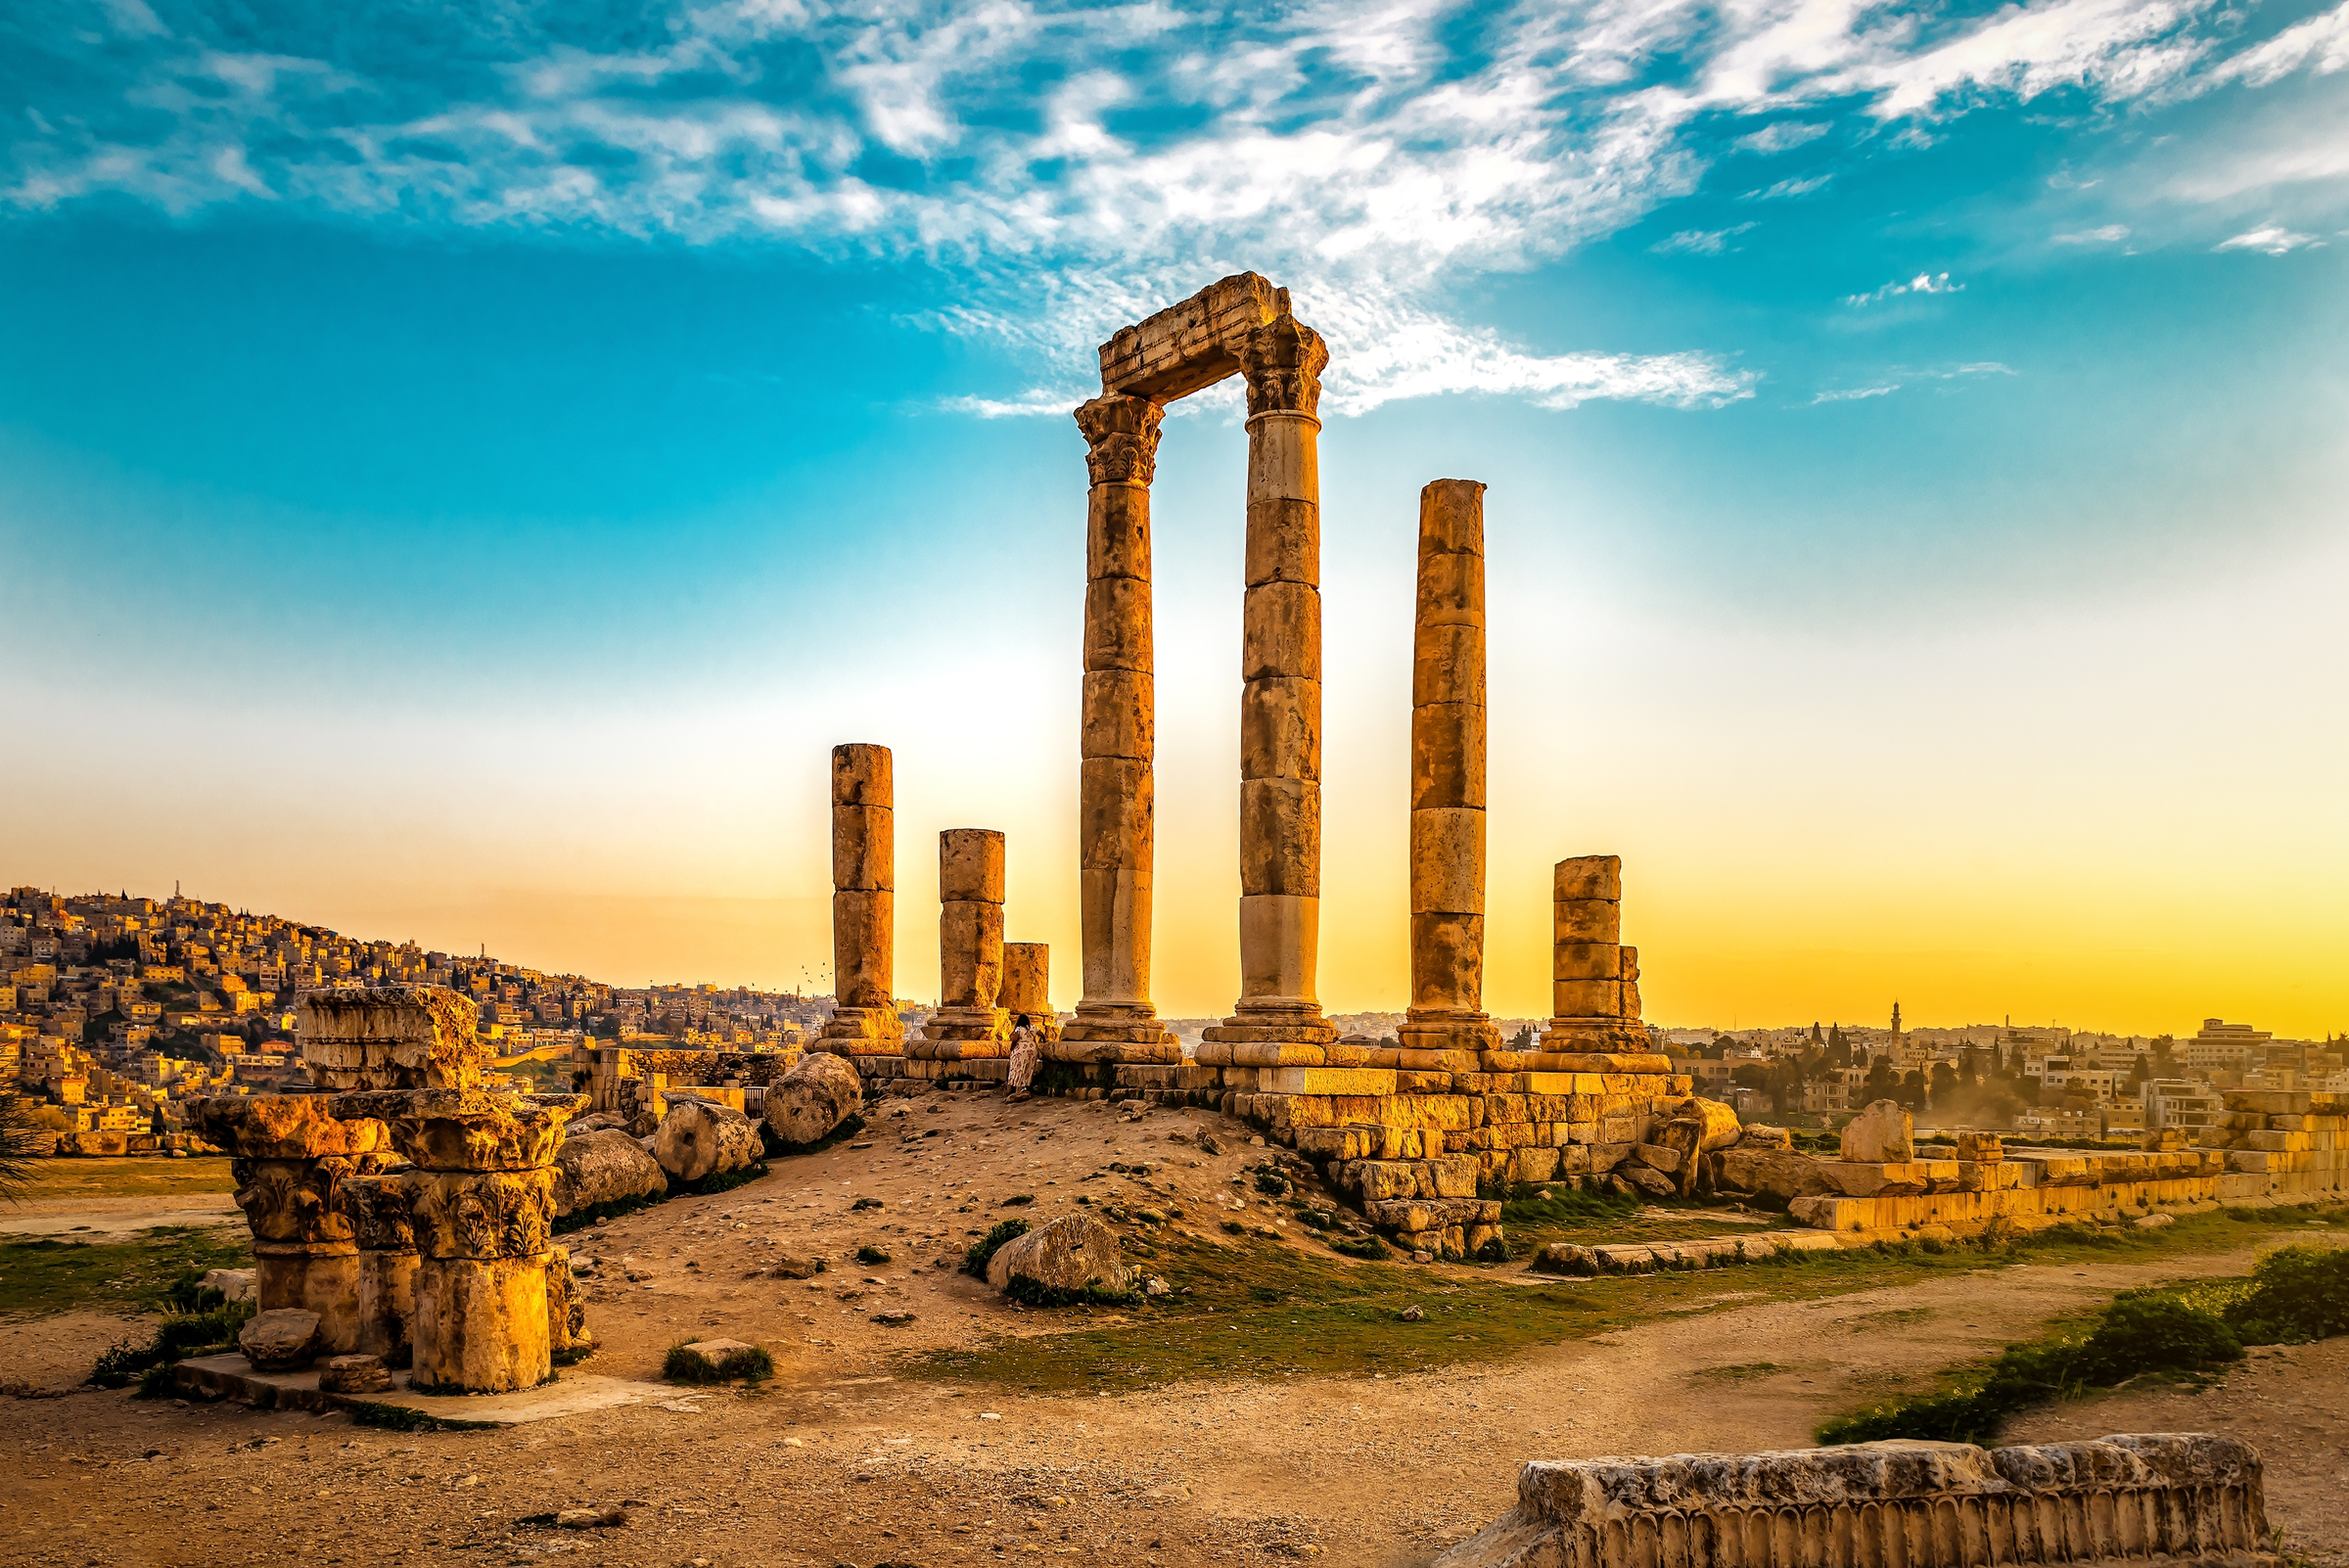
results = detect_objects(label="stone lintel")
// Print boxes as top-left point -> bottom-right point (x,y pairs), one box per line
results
1043,1038 -> 1181,1065
1097,272 -> 1288,402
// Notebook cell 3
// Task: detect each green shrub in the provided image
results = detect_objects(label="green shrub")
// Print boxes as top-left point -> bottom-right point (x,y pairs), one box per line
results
1497,1181 -> 1638,1227
962,1220 -> 1030,1276
2226,1244 -> 2349,1345
1330,1234 -> 1388,1261
674,1161 -> 769,1199
2080,1292 -> 2241,1383
663,1341 -> 773,1384
1001,1274 -> 1141,1309
90,1299 -> 254,1388
1473,1236 -> 1509,1264
855,1244 -> 892,1265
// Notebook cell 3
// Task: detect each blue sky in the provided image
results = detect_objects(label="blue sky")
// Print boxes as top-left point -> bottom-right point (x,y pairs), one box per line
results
5,0 -> 2347,1032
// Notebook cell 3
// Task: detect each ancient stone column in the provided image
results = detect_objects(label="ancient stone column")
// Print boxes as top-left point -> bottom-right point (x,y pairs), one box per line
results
1000,943 -> 1055,1038
1398,480 -> 1501,1068
338,1172 -> 420,1366
1060,394 -> 1177,1062
819,742 -> 904,1053
192,1095 -> 388,1358
915,828 -> 1010,1059
1538,855 -> 1647,1055
334,1087 -> 582,1395
1206,316 -> 1337,1053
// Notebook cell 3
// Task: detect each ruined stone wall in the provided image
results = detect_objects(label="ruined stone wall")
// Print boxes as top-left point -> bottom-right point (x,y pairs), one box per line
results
1438,1434 -> 2277,1568
2204,1088 -> 2347,1200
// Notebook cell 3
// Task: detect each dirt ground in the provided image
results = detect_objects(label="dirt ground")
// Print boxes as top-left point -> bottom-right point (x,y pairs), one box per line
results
2,1092 -> 2342,1568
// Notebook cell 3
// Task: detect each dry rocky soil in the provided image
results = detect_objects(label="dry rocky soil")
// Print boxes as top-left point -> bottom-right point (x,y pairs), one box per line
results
2,1091 -> 2343,1568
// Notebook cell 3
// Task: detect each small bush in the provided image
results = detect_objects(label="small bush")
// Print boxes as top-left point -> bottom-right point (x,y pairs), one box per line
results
851,1196 -> 885,1212
1001,1274 -> 1141,1310
2226,1245 -> 2349,1345
1330,1234 -> 1388,1261
90,1299 -> 254,1388
1253,1170 -> 1291,1197
1498,1181 -> 1638,1228
962,1220 -> 1030,1276
1473,1236 -> 1509,1264
2079,1293 -> 2242,1383
663,1341 -> 773,1384
674,1161 -> 769,1199
855,1244 -> 892,1266
999,1193 -> 1036,1207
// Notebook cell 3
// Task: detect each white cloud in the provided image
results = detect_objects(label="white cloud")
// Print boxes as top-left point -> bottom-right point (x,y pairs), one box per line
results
1732,120 -> 1830,155
1812,385 -> 1899,403
2053,223 -> 2131,243
1743,174 -> 1833,201
2214,224 -> 2323,254
1,0 -> 2338,414
1845,271 -> 1965,305
1651,221 -> 1757,254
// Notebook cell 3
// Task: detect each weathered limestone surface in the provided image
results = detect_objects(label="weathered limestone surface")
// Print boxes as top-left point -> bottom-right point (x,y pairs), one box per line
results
652,1098 -> 761,1185
985,1215 -> 1131,1296
999,943 -> 1057,1038
1840,1098 -> 1914,1164
553,1128 -> 667,1218
1537,855 -> 1651,1061
2200,1089 -> 2349,1201
238,1309 -> 323,1373
819,742 -> 905,1054
1063,392 -> 1178,1062
763,1050 -> 863,1147
1206,310 -> 1337,1052
1436,1433 -> 2278,1568
340,1171 -> 420,1363
917,827 -> 1013,1058
299,986 -> 484,1091
1400,478 -> 1500,1063
410,1254 -> 554,1395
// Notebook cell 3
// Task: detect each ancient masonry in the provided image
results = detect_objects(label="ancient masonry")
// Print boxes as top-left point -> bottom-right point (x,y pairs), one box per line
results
189,987 -> 586,1395
912,828 -> 1012,1060
816,742 -> 904,1055
1438,1434 -> 2280,1568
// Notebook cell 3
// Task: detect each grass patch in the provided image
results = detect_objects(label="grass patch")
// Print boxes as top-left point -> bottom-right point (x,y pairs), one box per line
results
552,1186 -> 668,1236
910,1200 -> 2349,1395
345,1401 -> 500,1433
963,1220 -> 1030,1277
670,1161 -> 769,1199
1001,1275 -> 1142,1309
0,1226 -> 253,1319
1817,1235 -> 2349,1446
855,1244 -> 893,1265
3,1157 -> 239,1201
91,1277 -> 256,1388
762,1112 -> 867,1160
663,1340 -> 773,1384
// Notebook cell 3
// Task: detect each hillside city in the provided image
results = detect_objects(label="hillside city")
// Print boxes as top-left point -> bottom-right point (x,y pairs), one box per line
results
6,882 -> 2340,1154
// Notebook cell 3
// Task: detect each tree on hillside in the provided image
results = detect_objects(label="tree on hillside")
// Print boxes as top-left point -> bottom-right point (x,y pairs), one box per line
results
0,1091 -> 46,1202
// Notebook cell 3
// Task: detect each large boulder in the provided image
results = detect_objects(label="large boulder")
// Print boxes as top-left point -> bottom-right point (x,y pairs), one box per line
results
1712,1147 -> 1836,1206
240,1309 -> 322,1373
763,1052 -> 863,1148
654,1099 -> 761,1185
554,1129 -> 668,1217
985,1216 -> 1130,1297
1840,1099 -> 1914,1164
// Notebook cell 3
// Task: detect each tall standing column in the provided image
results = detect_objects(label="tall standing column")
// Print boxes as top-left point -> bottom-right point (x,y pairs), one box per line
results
1398,480 -> 1501,1069
1061,394 -> 1177,1063
819,743 -> 903,1054
1207,316 -> 1337,1052
915,828 -> 1010,1059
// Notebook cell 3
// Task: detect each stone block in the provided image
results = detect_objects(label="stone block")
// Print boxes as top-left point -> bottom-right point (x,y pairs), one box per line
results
1243,581 -> 1322,682
299,986 -> 485,1091
1409,808 -> 1485,915
1552,979 -> 1621,1019
1238,778 -> 1320,896
1412,623 -> 1487,709
1258,1067 -> 1397,1096
411,1254 -> 553,1394
1410,703 -> 1486,811
240,1309 -> 322,1373
1082,669 -> 1156,761
1083,576 -> 1152,669
1415,548 -> 1483,626
405,1169 -> 557,1261
1553,854 -> 1622,901
1840,1099 -> 1914,1164
1550,943 -> 1622,982
938,827 -> 1005,903
1097,271 -> 1283,401
1239,675 -> 1321,779
1551,899 -> 1619,945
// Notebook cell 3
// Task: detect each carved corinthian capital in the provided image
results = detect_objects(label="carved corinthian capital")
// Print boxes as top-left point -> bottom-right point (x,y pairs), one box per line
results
1239,316 -> 1329,419
1074,394 -> 1165,487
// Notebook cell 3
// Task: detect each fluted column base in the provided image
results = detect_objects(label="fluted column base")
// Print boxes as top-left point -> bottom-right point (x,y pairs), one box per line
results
909,1008 -> 1012,1060
814,1006 -> 906,1056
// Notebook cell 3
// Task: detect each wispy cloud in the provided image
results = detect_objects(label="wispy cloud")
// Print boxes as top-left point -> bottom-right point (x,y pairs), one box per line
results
0,0 -> 2334,414
1651,221 -> 1758,254
1812,385 -> 1899,404
2214,224 -> 2323,254
2053,224 -> 2132,244
1845,272 -> 1965,306
1743,174 -> 1834,202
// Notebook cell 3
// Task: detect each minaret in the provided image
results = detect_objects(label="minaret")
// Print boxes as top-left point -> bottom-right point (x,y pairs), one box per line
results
1891,1000 -> 1903,1035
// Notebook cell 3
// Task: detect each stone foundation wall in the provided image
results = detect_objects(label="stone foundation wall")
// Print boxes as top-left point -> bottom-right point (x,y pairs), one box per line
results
1437,1434 -> 2277,1568
2204,1089 -> 2347,1200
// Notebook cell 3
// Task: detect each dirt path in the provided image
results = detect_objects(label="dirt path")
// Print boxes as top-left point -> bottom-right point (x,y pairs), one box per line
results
5,1240 -> 2336,1568
3,1097 -> 2338,1567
